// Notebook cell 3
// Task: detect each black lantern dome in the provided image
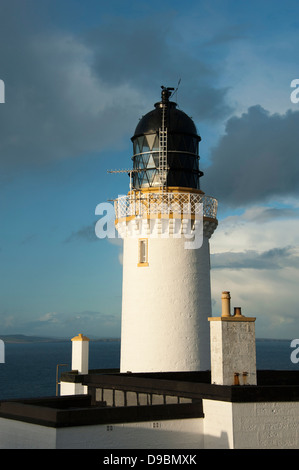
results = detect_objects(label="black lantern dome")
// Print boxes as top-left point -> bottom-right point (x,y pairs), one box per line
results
131,87 -> 203,190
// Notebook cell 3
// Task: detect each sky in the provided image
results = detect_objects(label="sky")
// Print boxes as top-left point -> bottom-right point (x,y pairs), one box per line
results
0,0 -> 299,340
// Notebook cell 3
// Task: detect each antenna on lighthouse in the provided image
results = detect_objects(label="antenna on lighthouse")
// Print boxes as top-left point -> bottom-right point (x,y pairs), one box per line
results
171,78 -> 181,104
107,168 -> 142,193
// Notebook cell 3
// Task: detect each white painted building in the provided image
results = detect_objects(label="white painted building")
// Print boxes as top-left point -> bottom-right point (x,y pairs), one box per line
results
116,87 -> 218,373
0,88 -> 299,450
1,314 -> 299,449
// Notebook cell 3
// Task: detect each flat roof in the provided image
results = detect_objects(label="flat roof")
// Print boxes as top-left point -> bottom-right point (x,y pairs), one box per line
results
0,394 -> 203,428
61,369 -> 299,402
1,370 -> 299,428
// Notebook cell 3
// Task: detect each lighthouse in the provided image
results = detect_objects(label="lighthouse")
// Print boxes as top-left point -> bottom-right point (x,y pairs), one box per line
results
114,87 -> 218,373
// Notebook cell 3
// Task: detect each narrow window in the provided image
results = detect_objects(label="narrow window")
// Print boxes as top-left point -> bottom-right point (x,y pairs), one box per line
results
138,238 -> 148,266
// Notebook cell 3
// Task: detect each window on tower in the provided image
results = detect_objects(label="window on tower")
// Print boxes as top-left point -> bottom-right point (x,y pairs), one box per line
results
138,239 -> 148,267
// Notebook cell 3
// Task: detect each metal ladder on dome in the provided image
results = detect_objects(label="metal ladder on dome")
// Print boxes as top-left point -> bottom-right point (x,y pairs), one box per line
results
158,102 -> 168,190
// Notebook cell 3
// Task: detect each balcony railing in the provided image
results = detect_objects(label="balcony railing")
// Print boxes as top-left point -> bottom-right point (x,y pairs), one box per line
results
114,192 -> 218,221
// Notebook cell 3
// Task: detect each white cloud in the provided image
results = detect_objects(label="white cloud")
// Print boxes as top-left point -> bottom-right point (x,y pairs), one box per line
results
38,312 -> 59,323
212,205 -> 299,253
211,265 -> 299,339
210,204 -> 299,338
30,310 -> 120,338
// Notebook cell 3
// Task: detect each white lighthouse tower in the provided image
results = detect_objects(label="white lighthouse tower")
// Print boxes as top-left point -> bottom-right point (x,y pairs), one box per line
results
114,87 -> 218,373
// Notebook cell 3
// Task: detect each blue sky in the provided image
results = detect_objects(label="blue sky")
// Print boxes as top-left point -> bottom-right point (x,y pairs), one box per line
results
0,0 -> 299,339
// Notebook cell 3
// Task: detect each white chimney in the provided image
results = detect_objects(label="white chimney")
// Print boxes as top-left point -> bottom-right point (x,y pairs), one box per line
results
209,292 -> 257,386
71,333 -> 89,374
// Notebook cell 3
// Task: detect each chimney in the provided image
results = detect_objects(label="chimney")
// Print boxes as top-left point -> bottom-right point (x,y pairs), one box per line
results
71,333 -> 90,374
209,292 -> 257,386
221,291 -> 231,317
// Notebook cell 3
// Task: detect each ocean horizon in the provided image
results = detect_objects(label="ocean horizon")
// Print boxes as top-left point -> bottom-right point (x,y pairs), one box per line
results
0,338 -> 297,401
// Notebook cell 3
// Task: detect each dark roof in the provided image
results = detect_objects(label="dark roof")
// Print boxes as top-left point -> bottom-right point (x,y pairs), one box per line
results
132,101 -> 200,140
2,370 -> 299,428
0,393 -> 203,428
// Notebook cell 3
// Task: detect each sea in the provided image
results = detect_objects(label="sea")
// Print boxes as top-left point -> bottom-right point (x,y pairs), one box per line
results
0,339 -> 298,401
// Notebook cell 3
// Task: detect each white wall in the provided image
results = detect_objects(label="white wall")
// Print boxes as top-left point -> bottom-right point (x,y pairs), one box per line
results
0,418 -> 56,449
71,338 -> 89,374
56,418 -> 203,449
0,416 -> 203,449
60,381 -> 88,396
209,319 -> 257,385
120,234 -> 212,372
1,401 -> 299,448
232,402 -> 299,449
203,399 -> 234,449
203,399 -> 299,449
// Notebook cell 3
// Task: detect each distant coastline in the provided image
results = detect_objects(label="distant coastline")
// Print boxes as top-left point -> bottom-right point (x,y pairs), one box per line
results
0,335 -> 291,344
0,334 -> 120,344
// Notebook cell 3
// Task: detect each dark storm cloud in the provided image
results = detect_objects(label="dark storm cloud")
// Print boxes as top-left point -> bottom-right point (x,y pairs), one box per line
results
203,105 -> 299,206
245,206 -> 299,223
0,3 -> 232,179
0,28 -> 140,176
211,246 -> 299,270
86,16 -> 232,122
